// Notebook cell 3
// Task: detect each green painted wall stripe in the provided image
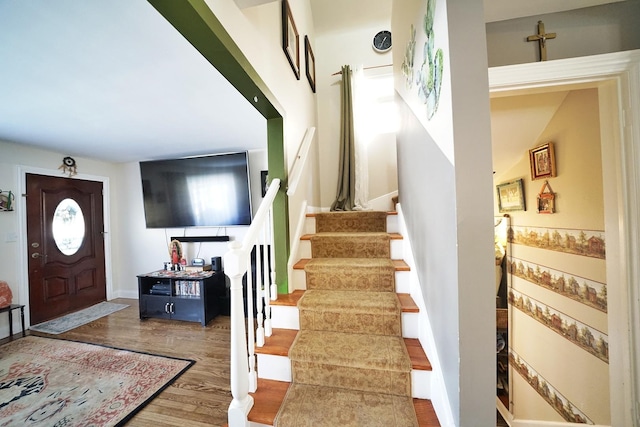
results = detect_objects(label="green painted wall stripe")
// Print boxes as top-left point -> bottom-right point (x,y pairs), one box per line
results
147,0 -> 289,294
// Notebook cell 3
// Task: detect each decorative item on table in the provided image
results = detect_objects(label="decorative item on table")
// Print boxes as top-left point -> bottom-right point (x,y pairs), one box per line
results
168,239 -> 184,269
0,280 -> 12,308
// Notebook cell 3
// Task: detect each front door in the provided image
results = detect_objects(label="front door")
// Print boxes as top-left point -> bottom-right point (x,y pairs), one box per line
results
26,174 -> 106,324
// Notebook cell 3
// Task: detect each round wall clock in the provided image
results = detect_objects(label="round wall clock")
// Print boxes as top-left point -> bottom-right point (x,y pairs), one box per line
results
372,30 -> 392,53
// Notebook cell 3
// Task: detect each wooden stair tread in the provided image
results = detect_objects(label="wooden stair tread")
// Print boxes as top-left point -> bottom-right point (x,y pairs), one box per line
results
300,232 -> 402,240
271,290 -> 304,306
255,328 -> 297,356
293,258 -> 409,270
398,293 -> 419,313
306,211 -> 398,217
256,329 -> 431,371
274,291 -> 418,313
415,398 -> 441,426
248,378 -> 289,425
247,379 -> 438,427
405,338 -> 432,371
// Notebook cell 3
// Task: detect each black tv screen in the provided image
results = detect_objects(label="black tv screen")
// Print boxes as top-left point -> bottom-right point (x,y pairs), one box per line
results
140,152 -> 252,228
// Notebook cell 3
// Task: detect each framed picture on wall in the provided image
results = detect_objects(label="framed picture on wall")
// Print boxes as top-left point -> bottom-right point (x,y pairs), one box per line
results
497,179 -> 526,212
529,142 -> 556,180
304,35 -> 316,93
282,0 -> 300,80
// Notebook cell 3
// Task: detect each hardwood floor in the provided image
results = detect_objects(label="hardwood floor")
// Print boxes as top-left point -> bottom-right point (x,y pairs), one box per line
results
16,298 -> 233,427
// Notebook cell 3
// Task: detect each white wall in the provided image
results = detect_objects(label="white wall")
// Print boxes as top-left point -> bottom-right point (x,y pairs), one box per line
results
206,0 -> 319,232
314,22 -> 398,209
485,1 -> 640,67
392,0 -> 495,425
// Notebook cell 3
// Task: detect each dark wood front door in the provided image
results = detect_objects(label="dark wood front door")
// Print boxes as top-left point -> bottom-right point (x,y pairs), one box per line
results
26,174 -> 106,324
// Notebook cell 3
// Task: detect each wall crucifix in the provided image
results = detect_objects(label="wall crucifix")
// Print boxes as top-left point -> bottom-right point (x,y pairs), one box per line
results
527,20 -> 556,61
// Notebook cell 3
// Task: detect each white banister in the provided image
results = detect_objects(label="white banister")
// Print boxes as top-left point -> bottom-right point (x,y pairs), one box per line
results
226,178 -> 281,427
286,127 -> 315,196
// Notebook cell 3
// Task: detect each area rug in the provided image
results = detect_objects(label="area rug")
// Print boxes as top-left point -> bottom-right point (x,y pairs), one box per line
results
0,335 -> 194,427
29,302 -> 129,334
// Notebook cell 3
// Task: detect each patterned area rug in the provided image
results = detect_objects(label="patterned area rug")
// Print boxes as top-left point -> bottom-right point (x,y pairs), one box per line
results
30,302 -> 128,334
0,336 -> 194,426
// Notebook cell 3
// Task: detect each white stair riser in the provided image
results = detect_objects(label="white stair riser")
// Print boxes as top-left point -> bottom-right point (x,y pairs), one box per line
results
298,238 -> 403,260
270,306 -> 300,330
412,369 -> 432,399
402,312 -> 419,339
256,353 -> 430,399
386,215 -> 399,233
256,354 -> 292,382
292,270 -> 410,293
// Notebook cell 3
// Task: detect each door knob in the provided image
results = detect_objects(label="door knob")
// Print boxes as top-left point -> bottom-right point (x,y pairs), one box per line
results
31,252 -> 46,259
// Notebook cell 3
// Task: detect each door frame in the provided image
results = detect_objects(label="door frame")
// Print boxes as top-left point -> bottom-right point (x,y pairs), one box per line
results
16,165 -> 113,327
489,50 -> 640,426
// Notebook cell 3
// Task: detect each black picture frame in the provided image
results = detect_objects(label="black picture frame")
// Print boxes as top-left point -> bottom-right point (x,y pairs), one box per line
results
282,0 -> 300,80
261,170 -> 268,197
304,35 -> 316,93
497,179 -> 526,213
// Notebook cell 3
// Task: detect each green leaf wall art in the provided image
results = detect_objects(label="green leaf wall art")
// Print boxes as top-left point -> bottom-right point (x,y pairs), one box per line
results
408,0 -> 444,120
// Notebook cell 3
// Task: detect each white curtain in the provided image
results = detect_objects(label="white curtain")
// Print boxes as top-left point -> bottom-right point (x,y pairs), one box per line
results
351,66 -> 370,210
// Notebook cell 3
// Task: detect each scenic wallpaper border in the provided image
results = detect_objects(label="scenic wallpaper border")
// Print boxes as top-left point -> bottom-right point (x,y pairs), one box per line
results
509,288 -> 609,364
509,225 -> 605,259
510,349 -> 594,424
508,256 -> 607,312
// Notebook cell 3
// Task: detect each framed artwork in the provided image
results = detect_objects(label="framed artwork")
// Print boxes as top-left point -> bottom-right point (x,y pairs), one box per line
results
537,180 -> 555,214
529,142 -> 556,180
304,35 -> 316,93
497,179 -> 526,213
282,0 -> 300,80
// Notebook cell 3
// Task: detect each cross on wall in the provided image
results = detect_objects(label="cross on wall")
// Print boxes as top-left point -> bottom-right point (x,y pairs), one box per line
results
527,20 -> 556,61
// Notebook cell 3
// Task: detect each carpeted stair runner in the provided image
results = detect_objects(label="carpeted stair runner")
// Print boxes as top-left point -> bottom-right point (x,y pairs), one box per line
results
274,211 -> 418,427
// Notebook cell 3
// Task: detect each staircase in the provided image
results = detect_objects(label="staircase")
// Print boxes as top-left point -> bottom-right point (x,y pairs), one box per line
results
248,211 -> 439,426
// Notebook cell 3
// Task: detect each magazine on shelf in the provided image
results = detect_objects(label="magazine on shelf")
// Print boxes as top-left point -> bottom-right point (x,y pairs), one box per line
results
174,280 -> 201,297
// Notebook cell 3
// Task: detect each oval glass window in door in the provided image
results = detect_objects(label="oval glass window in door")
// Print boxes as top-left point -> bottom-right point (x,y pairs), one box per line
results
52,198 -> 85,255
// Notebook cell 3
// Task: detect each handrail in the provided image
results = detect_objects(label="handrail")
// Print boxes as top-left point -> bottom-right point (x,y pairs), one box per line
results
286,127 -> 315,196
225,178 -> 281,427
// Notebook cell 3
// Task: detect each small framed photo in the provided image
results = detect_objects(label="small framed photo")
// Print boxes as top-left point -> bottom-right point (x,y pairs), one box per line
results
304,35 -> 316,93
529,142 -> 556,180
497,179 -> 526,213
537,193 -> 555,214
282,0 -> 300,80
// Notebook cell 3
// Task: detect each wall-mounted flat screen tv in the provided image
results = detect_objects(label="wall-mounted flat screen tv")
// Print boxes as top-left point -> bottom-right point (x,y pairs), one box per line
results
140,151 -> 252,228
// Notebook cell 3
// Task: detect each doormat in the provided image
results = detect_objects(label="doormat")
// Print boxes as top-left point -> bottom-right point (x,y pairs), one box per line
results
29,301 -> 129,334
0,335 -> 194,426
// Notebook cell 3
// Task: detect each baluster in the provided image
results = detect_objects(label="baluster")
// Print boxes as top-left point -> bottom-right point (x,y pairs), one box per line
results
255,241 -> 265,347
269,204 -> 278,301
263,209 -> 273,337
225,242 -> 253,426
246,254 -> 257,393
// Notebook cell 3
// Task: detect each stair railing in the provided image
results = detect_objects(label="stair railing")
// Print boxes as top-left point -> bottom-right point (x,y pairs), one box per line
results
286,127 -> 315,196
225,178 -> 280,427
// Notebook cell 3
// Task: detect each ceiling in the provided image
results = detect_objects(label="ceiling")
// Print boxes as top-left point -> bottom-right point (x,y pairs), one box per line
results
0,0 -> 621,165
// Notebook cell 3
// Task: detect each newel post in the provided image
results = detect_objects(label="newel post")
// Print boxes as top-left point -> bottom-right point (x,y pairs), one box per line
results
225,241 -> 254,427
